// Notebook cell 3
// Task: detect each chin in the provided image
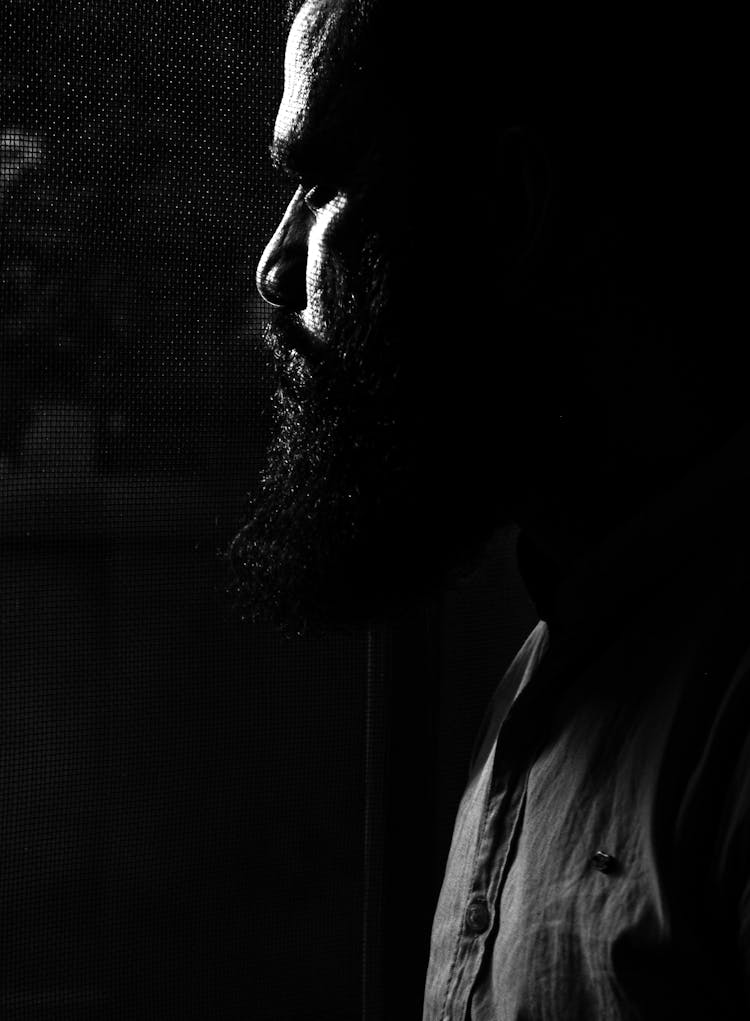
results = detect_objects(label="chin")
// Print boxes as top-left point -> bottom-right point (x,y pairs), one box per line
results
227,430 -> 511,634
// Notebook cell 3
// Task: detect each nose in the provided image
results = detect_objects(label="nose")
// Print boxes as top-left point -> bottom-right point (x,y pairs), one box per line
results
256,187 -> 308,310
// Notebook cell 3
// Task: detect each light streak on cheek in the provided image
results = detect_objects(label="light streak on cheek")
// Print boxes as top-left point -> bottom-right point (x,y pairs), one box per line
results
304,207 -> 342,337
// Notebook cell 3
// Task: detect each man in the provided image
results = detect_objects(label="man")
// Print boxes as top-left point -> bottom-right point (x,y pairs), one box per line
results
231,1 -> 749,1016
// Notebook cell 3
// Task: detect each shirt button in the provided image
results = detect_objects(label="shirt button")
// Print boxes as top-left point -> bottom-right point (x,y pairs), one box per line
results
591,850 -> 617,873
465,898 -> 491,934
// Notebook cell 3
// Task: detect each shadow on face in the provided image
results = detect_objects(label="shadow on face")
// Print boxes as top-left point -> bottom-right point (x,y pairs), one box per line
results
233,2 -> 745,631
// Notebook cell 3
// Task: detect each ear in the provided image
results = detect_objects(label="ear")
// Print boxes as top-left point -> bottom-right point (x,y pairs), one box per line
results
493,126 -> 551,272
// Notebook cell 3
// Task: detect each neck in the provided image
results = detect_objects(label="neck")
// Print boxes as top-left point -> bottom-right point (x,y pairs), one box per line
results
511,375 -> 730,579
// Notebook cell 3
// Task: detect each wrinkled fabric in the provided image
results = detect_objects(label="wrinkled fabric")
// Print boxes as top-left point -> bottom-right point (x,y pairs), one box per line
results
424,426 -> 750,1020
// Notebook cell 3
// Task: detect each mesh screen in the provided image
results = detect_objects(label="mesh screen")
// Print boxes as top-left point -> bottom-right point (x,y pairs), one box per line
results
1,4 -> 534,1019
1,5 -> 370,1019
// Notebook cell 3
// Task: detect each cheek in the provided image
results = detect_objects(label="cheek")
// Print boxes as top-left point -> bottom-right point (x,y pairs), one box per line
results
303,200 -> 352,333
304,223 -> 327,329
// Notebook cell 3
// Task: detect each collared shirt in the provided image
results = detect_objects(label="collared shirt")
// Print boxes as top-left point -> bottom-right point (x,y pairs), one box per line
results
423,426 -> 750,1020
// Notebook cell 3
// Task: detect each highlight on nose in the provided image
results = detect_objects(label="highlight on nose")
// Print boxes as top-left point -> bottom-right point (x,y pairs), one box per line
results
255,250 -> 283,307
256,230 -> 307,310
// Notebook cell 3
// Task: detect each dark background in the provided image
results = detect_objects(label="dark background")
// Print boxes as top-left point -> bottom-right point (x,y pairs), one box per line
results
1,3 -> 535,1018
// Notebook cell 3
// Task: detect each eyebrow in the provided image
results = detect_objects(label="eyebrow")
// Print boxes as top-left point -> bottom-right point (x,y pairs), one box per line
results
269,119 -> 370,194
269,129 -> 354,187
268,140 -> 292,176
268,137 -> 317,183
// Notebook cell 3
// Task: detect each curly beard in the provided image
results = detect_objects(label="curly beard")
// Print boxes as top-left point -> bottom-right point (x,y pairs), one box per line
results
226,230 -> 514,634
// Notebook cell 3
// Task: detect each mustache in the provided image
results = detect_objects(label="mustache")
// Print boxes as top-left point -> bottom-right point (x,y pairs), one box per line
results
262,313 -> 329,406
264,309 -> 328,368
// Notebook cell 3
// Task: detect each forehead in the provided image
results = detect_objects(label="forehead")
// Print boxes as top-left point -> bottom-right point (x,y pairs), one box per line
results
272,0 -> 367,178
279,2 -> 335,133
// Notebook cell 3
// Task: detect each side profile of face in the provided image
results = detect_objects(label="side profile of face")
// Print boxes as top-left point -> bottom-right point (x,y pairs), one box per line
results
228,0 -> 551,631
255,2 -> 359,354
225,1 -> 739,632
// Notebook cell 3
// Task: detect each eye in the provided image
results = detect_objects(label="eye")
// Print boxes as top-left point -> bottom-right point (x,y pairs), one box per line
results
302,182 -> 338,211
